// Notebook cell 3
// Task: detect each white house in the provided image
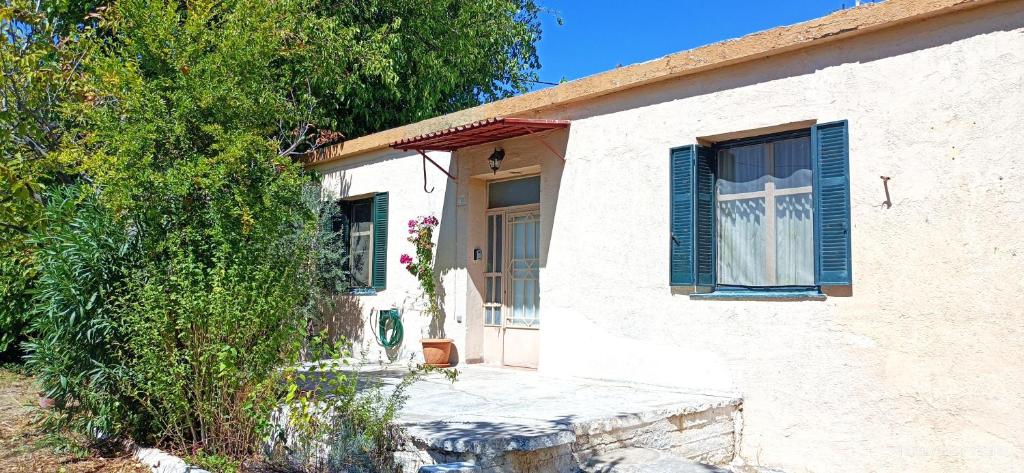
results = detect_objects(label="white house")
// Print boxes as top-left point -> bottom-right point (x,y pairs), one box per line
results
306,0 -> 1024,471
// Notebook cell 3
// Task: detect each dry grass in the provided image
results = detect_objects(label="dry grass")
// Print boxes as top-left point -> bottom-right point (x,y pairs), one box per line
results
0,369 -> 149,473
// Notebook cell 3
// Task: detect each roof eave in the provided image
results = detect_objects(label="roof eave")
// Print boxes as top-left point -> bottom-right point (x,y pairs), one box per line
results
305,0 -> 1006,168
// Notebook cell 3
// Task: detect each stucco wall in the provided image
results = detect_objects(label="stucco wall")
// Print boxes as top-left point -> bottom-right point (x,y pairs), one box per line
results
319,149 -> 465,365
316,2 -> 1024,472
533,3 -> 1024,472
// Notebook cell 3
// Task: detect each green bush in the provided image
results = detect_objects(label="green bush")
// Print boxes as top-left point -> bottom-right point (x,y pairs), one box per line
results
118,164 -> 318,455
270,335 -> 457,473
24,185 -> 142,439
0,252 -> 33,358
18,0 -> 534,463
25,177 -> 351,458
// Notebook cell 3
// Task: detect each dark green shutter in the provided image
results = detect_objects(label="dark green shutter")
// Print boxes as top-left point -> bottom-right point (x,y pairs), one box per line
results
371,192 -> 389,291
695,146 -> 715,286
669,146 -> 695,286
670,145 -> 715,287
812,121 -> 852,285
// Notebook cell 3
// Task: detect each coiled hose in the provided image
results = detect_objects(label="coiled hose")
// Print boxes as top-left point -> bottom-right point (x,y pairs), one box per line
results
370,308 -> 403,349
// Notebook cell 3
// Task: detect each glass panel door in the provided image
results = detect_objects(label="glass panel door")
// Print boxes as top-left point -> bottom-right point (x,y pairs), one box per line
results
483,213 -> 503,326
506,210 -> 540,327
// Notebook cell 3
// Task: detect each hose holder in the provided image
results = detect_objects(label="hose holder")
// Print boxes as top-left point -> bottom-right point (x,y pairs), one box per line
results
370,308 -> 404,349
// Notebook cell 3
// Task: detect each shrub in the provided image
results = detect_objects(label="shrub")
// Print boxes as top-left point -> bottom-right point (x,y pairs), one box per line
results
118,168 -> 317,455
269,334 -> 457,472
24,177 -> 356,460
24,185 -> 142,439
0,252 -> 33,359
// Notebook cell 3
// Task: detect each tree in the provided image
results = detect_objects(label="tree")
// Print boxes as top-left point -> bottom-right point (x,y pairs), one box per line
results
313,0 -> 543,138
22,0 -> 543,462
0,0 -> 100,354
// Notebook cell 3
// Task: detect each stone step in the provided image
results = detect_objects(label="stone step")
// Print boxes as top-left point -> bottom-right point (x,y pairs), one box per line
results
571,401 -> 740,467
358,365 -> 742,473
419,462 -> 482,473
581,447 -> 731,473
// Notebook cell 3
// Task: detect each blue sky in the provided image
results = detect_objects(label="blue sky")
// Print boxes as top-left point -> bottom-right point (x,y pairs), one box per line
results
528,0 -> 872,90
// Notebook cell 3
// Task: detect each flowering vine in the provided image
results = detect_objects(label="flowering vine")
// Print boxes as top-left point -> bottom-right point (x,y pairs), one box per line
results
401,216 -> 441,321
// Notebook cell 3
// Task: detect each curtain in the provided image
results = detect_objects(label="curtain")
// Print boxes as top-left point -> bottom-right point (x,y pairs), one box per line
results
775,193 -> 814,285
717,137 -> 814,287
718,197 -> 767,285
509,214 -> 539,326
773,138 -> 814,285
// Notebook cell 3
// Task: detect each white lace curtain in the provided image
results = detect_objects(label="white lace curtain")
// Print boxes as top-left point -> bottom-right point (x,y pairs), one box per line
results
717,137 -> 814,287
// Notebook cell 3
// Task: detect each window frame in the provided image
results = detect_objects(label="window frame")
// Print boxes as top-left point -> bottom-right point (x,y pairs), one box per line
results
486,175 -> 541,210
339,195 -> 375,292
711,128 -> 819,292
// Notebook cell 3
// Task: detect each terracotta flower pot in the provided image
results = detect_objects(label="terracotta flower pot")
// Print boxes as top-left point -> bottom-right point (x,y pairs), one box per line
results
420,338 -> 454,368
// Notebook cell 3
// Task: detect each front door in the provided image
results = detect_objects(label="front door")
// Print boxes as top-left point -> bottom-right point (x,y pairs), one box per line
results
483,206 -> 541,368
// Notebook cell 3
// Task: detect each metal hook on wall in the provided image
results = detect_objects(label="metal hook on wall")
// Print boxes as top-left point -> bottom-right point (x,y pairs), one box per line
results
414,149 -> 457,194
880,176 -> 892,209
422,153 -> 435,193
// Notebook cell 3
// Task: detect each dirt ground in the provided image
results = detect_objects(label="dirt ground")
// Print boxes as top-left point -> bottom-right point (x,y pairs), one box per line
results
0,369 -> 149,473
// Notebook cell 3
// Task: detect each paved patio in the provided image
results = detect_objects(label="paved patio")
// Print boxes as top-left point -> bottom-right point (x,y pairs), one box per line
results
332,364 -> 742,472
387,365 -> 738,451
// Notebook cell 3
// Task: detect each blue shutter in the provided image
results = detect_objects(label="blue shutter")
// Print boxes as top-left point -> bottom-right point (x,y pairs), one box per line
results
670,145 -> 715,287
371,192 -> 389,291
669,146 -> 696,286
812,121 -> 852,285
695,146 -> 715,286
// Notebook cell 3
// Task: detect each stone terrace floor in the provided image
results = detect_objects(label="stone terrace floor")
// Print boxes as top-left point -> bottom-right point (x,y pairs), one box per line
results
355,364 -> 741,456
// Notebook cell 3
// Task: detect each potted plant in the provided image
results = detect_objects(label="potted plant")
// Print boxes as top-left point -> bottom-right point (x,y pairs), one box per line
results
402,215 -> 453,367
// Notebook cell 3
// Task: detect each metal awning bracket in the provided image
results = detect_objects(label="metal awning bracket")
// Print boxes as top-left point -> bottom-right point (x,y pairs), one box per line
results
415,149 -> 456,194
526,130 -> 565,161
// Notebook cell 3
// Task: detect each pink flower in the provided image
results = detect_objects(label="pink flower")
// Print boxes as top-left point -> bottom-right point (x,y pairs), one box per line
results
400,254 -> 413,264
408,219 -> 416,228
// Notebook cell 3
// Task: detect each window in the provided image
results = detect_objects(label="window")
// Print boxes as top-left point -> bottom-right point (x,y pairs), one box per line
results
716,133 -> 813,287
347,199 -> 374,287
335,193 -> 388,292
488,175 -> 540,209
669,121 -> 852,293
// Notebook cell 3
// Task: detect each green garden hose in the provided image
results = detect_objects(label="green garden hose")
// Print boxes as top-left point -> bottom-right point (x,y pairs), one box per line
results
371,308 -> 403,349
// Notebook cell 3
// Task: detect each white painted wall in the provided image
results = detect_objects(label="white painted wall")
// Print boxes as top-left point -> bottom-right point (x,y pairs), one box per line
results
317,3 -> 1024,472
535,4 -> 1024,472
319,149 -> 464,365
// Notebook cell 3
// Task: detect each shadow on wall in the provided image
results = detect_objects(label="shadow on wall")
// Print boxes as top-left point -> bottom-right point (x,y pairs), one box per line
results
539,129 -> 568,269
319,168 -> 353,200
442,129 -> 569,364
431,157 -> 459,343
314,294 -> 365,346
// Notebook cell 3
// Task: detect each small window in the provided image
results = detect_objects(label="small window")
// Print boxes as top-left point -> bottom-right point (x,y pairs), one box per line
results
347,199 -> 374,287
716,132 -> 814,287
336,194 -> 387,291
488,176 -> 540,209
